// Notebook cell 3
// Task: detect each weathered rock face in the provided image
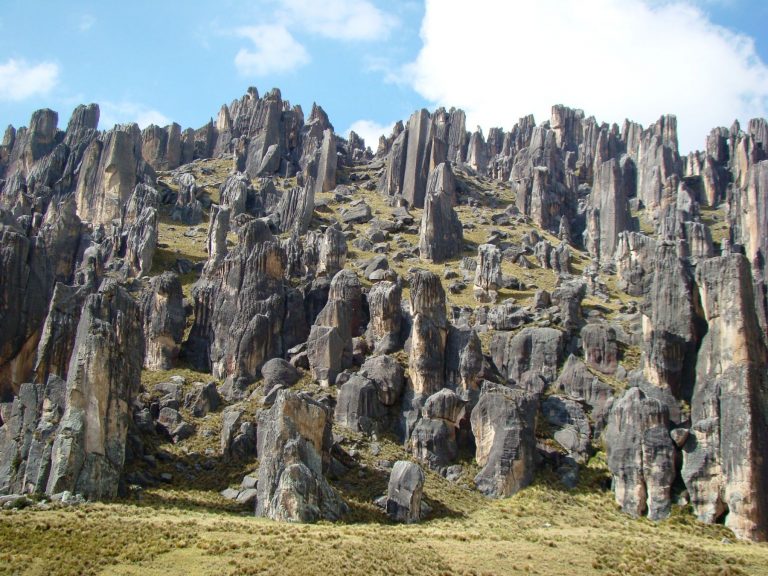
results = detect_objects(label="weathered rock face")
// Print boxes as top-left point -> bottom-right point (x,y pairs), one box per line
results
616,232 -> 657,297
117,183 -> 159,277
256,390 -> 347,522
445,325 -> 484,394
581,324 -> 618,375
418,177 -> 463,263
471,383 -> 538,497
474,244 -> 502,302
219,172 -> 249,217
403,109 -> 432,208
359,354 -> 404,406
0,376 -> 67,495
542,395 -> 591,463
334,374 -> 383,433
605,387 -> 675,521
385,461 -> 425,523
33,283 -> 90,386
366,280 -> 402,354
728,159 -> 768,327
411,388 -> 466,470
186,219 -> 305,391
277,178 -> 315,234
491,327 -> 564,386
141,123 -> 182,171
75,123 -> 153,226
682,254 -> 768,541
172,172 -> 203,225
551,280 -> 586,333
45,280 -> 144,499
220,407 -> 257,460
554,355 -> 614,435
0,198 -> 84,398
408,271 -> 447,396
641,242 -> 701,400
586,158 -> 633,267
317,225 -> 346,278
141,272 -> 185,371
631,115 -> 681,215
308,270 -> 364,382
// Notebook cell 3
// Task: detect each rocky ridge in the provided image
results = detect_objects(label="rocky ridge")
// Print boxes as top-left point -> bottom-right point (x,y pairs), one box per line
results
1,89 -> 768,542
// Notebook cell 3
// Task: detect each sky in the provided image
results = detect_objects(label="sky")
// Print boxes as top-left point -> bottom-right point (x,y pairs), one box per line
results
0,0 -> 767,154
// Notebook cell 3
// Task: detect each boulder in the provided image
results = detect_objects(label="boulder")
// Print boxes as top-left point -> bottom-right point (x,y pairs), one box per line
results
359,355 -> 405,407
385,461 -> 425,523
334,375 -> 383,433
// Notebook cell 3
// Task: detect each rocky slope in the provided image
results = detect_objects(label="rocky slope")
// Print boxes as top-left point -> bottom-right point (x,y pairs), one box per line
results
1,88 -> 767,543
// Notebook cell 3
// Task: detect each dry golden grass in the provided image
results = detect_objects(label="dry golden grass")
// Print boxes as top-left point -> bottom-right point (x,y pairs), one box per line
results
2,449 -> 766,576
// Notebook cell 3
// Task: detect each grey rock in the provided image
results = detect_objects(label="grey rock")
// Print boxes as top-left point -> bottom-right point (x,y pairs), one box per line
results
360,355 -> 405,406
385,461 -> 425,523
605,386 -> 675,521
256,390 -> 347,522
334,375 -> 383,433
471,383 -> 538,498
261,358 -> 300,394
141,272 -> 185,370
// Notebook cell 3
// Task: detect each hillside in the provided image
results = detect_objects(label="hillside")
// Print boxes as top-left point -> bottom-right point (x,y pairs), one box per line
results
1,88 -> 768,575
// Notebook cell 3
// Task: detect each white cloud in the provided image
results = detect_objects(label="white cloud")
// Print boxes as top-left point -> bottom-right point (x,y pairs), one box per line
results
409,0 -> 768,153
234,25 -> 310,76
346,119 -> 395,149
277,0 -> 396,41
0,59 -> 59,101
99,101 -> 171,130
79,14 -> 96,32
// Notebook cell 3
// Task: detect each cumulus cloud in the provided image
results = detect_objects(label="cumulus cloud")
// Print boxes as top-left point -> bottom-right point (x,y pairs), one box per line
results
277,0 -> 396,41
346,119 -> 395,149
408,0 -> 768,153
234,25 -> 310,76
0,59 -> 59,101
99,101 -> 171,130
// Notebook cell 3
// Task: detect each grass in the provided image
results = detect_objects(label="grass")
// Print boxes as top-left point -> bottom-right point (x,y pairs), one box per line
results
2,450 -> 766,576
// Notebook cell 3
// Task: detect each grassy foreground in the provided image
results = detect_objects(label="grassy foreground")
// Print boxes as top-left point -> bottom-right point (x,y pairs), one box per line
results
1,462 -> 767,576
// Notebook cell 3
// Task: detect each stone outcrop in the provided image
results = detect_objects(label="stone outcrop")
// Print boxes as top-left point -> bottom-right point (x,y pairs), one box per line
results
385,461 -> 425,523
682,254 -> 768,541
43,281 -> 144,499
408,270 -> 447,396
418,174 -> 463,263
365,280 -> 402,354
141,123 -> 182,171
256,390 -> 347,522
186,219 -> 306,392
473,244 -> 502,302
471,383 -> 538,497
605,386 -> 675,521
141,272 -> 185,371
411,388 -> 466,470
491,327 -> 564,386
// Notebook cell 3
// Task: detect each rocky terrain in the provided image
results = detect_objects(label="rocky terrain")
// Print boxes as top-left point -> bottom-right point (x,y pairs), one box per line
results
1,87 -> 768,574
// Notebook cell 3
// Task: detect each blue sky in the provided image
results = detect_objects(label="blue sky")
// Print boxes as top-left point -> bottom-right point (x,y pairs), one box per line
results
1,0 -> 767,153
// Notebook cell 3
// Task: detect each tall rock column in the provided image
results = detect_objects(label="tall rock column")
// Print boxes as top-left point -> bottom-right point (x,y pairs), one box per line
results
683,254 -> 768,541
46,280 -> 144,499
408,270 -> 447,396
